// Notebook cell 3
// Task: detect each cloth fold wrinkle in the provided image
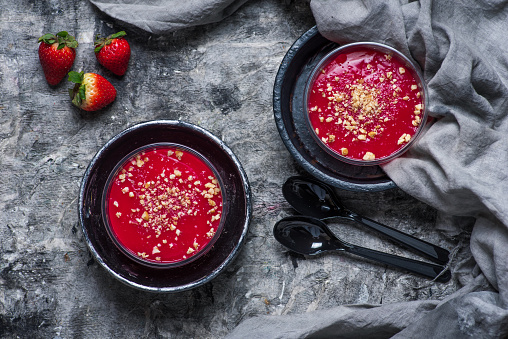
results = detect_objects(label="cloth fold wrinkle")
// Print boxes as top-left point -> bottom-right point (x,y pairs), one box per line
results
89,0 -> 250,34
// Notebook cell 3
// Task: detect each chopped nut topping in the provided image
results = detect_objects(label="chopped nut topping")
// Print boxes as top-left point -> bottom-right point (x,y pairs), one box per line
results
137,252 -> 148,259
398,133 -> 412,145
142,211 -> 150,221
363,152 -> 375,160
206,228 -> 216,238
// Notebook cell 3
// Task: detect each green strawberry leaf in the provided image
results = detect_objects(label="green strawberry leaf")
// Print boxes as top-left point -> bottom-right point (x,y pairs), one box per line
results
38,33 -> 55,43
68,71 -> 84,84
39,32 -> 78,48
67,40 -> 78,49
94,31 -> 126,53
70,83 -> 86,108
110,31 -> 127,39
78,85 -> 86,102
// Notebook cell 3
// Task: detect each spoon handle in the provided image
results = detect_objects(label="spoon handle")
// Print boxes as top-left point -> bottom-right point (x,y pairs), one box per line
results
350,214 -> 450,265
345,244 -> 451,283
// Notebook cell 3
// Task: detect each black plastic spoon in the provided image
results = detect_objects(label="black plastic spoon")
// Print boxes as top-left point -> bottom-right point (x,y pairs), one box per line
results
282,176 -> 450,265
273,216 -> 451,282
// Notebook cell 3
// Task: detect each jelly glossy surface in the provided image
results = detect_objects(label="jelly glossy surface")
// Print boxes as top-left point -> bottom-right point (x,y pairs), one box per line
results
307,47 -> 424,161
106,146 -> 223,265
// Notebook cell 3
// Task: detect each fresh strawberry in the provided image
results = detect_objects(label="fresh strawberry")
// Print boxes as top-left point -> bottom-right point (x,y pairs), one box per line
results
94,31 -> 131,76
68,71 -> 116,111
38,31 -> 78,85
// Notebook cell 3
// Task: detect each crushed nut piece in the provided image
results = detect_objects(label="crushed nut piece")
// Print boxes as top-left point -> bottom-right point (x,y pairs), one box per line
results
363,152 -> 375,160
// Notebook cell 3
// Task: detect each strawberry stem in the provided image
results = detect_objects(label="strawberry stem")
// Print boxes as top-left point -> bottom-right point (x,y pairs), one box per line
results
38,31 -> 78,49
94,31 -> 127,53
68,71 -> 86,108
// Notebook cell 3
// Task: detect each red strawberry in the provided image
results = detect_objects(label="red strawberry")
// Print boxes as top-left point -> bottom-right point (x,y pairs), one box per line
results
38,31 -> 78,85
68,71 -> 116,111
94,31 -> 131,76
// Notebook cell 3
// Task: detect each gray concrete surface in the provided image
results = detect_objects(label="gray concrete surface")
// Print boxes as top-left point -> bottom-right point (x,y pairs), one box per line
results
0,1 -> 470,337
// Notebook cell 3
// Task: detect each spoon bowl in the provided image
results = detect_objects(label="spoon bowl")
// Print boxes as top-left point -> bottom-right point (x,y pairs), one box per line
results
273,215 -> 343,255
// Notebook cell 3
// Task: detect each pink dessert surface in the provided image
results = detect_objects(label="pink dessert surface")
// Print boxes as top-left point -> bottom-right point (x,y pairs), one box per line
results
106,146 -> 223,265
307,47 -> 424,162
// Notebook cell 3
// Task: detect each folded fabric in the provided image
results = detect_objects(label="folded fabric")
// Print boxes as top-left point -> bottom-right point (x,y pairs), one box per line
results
228,0 -> 508,337
89,0 -> 249,34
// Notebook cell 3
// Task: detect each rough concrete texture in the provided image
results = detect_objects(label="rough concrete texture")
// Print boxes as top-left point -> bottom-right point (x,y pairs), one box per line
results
0,0 -> 471,338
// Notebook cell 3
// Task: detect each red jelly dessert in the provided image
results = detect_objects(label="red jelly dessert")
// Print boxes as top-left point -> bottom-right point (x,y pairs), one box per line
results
306,44 -> 425,164
104,144 -> 224,266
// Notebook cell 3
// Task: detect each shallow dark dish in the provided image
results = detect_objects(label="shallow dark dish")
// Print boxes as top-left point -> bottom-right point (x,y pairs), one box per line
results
273,26 -> 397,191
79,120 -> 251,292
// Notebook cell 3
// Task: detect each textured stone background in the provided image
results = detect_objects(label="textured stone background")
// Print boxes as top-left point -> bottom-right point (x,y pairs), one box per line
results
0,0 -> 470,338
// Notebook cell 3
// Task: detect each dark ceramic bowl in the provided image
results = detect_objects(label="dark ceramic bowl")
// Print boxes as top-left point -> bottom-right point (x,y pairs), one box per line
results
303,42 -> 429,166
79,120 -> 251,292
101,142 -> 227,269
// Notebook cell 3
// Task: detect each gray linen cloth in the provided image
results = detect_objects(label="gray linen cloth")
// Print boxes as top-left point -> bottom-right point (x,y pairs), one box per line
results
227,0 -> 508,338
89,0 -> 249,34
